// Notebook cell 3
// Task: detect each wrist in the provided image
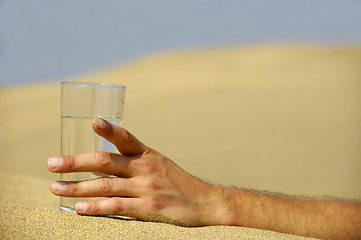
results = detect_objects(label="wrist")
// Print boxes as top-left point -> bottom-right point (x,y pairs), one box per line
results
198,184 -> 244,226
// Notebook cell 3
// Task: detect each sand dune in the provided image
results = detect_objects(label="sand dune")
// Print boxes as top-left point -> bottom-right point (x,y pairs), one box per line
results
1,45 -> 360,238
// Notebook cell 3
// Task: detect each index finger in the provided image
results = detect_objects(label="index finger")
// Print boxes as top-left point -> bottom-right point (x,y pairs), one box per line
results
92,118 -> 147,156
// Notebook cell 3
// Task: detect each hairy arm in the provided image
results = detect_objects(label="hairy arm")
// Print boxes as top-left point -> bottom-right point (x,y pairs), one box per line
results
212,187 -> 361,239
47,118 -> 361,240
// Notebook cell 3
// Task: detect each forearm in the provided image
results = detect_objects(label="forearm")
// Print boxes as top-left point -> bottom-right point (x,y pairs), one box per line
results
209,186 -> 361,239
49,118 -> 360,238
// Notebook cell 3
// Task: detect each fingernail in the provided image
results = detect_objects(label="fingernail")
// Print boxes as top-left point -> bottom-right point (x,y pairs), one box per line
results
48,157 -> 63,170
93,117 -> 106,129
75,202 -> 89,213
52,181 -> 67,191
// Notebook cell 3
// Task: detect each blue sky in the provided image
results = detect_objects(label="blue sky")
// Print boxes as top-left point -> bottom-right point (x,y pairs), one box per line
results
1,0 -> 361,86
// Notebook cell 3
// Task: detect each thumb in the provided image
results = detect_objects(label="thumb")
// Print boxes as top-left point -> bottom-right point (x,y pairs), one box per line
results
92,117 -> 147,156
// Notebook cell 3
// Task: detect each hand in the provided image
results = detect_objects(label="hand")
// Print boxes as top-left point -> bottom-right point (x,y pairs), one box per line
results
47,118 -> 229,226
47,118 -> 361,239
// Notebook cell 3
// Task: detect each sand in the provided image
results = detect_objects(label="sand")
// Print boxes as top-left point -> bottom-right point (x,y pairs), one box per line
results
1,44 -> 361,239
0,173 -> 312,239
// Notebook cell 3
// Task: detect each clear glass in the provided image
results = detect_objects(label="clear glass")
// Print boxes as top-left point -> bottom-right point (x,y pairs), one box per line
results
60,81 -> 126,212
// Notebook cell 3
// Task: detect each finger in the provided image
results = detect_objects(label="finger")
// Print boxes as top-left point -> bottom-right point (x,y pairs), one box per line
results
92,117 -> 147,156
50,177 -> 138,198
47,152 -> 131,176
75,197 -> 147,216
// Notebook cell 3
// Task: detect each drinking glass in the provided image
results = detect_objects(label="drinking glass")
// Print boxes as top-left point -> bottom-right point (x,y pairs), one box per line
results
60,81 -> 126,212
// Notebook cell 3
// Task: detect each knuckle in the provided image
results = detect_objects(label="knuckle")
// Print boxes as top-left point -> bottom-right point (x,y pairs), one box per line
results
120,128 -> 131,143
143,179 -> 162,191
63,155 -> 75,171
72,183 -> 79,194
134,158 -> 161,173
67,182 -> 79,195
98,178 -> 112,194
129,151 -> 169,177
147,197 -> 164,212
110,198 -> 123,213
94,151 -> 112,167
87,202 -> 99,214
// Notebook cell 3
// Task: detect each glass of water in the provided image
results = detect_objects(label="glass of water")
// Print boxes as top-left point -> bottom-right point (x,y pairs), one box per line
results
60,81 -> 126,212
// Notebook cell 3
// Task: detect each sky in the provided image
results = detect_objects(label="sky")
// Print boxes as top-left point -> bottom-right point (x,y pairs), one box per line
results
1,0 -> 361,86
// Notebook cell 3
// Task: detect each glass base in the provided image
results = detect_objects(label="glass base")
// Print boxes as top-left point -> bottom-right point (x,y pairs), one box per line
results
60,205 -> 76,212
60,204 -> 137,220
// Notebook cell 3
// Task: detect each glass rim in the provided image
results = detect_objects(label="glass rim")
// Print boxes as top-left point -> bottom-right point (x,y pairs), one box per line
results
61,81 -> 126,89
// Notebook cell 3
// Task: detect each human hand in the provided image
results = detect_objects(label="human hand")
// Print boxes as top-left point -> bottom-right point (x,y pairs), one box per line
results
47,118 -> 229,226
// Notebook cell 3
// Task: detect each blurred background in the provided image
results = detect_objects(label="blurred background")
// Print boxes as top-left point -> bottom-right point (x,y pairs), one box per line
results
1,0 -> 361,86
0,1 -> 361,200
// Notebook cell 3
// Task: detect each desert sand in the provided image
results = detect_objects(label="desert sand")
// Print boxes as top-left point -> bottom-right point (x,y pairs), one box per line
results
1,45 -> 361,239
